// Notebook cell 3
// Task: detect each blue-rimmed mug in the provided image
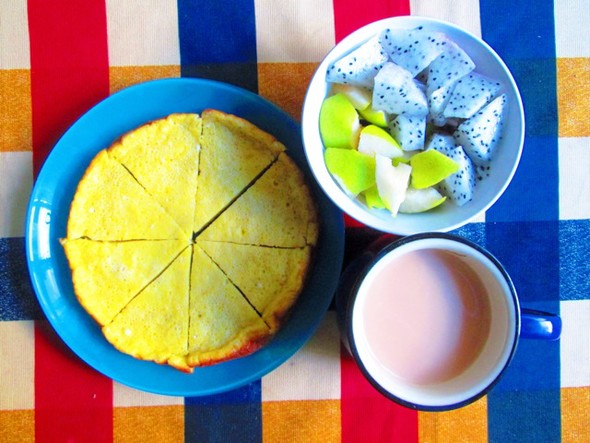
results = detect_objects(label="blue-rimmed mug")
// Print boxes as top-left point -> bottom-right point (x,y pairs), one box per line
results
335,233 -> 561,411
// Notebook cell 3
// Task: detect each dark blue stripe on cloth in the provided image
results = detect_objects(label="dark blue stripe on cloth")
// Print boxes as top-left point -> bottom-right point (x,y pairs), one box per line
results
480,0 -> 556,60
479,1 -> 561,440
481,21 -> 558,222
485,221 -> 561,442
177,0 -> 258,92
487,136 -> 558,222
481,0 -> 558,223
487,387 -> 561,443
507,60 -> 558,139
559,219 -> 590,301
185,380 -> 262,442
485,221 -> 560,304
486,298 -> 561,442
0,237 -> 43,321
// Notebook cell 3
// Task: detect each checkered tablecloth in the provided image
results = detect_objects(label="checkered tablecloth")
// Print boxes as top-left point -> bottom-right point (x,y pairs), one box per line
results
1,1 -> 588,442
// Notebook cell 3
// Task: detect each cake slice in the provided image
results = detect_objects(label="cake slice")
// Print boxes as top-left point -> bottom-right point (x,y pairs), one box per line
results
67,150 -> 185,240
103,247 -> 192,372
61,238 -> 187,326
198,153 -> 319,247
193,109 -> 285,233
185,245 -> 270,367
198,241 -> 312,332
108,113 -> 202,236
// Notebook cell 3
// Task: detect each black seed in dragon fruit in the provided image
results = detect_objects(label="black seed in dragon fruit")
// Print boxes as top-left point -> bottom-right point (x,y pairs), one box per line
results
372,62 -> 428,116
453,93 -> 507,167
326,35 -> 389,87
426,134 -> 476,206
443,73 -> 502,119
379,26 -> 447,77
389,114 -> 427,151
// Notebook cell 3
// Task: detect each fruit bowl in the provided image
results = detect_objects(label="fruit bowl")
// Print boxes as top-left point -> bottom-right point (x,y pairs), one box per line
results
301,16 -> 524,235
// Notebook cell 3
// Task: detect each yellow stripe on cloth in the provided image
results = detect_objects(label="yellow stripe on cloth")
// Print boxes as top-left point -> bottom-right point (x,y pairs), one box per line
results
557,58 -> 590,137
258,62 -> 319,122
262,399 -> 341,443
113,405 -> 184,443
561,387 -> 590,443
0,69 -> 31,152
418,396 -> 488,443
109,66 -> 180,95
0,410 -> 34,443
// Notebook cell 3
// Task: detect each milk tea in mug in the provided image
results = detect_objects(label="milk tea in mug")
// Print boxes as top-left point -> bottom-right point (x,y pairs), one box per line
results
337,233 -> 561,411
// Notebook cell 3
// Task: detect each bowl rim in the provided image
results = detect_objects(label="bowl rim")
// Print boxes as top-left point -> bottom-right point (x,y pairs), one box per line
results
301,15 -> 525,235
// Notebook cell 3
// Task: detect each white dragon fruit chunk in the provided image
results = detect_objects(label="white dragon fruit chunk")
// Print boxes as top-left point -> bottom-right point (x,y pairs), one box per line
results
453,93 -> 507,167
429,140 -> 476,206
326,35 -> 389,87
379,26 -> 447,77
389,114 -> 427,151
424,133 -> 456,153
425,41 -> 475,125
372,62 -> 428,116
428,83 -> 456,126
426,40 -> 476,94
443,73 -> 502,119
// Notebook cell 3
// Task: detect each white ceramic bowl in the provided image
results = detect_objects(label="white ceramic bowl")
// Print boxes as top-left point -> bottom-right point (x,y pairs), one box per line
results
302,16 -> 525,235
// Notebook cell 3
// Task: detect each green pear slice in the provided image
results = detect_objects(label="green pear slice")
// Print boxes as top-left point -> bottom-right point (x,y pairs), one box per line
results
363,185 -> 386,209
375,154 -> 411,217
399,186 -> 447,213
357,125 -> 404,159
319,93 -> 361,148
409,149 -> 459,189
359,105 -> 388,127
331,83 -> 372,110
325,148 -> 376,196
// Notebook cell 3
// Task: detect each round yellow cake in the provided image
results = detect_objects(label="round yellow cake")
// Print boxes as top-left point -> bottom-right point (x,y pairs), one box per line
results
61,110 -> 319,372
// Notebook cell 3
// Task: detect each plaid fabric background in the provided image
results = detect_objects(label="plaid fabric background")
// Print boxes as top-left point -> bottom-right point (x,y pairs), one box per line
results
1,0 -> 588,442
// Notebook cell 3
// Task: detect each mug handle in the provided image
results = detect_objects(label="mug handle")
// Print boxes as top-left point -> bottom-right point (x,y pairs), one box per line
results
521,309 -> 561,340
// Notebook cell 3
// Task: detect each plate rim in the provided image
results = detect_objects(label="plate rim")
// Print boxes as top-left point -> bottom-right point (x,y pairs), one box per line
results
25,77 -> 345,396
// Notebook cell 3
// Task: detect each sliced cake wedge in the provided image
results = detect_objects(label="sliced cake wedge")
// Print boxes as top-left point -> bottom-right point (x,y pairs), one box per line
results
198,241 -> 312,332
185,245 -> 270,367
61,238 -> 187,326
103,247 -> 192,372
193,109 -> 285,233
67,150 -> 185,240
108,113 -> 202,236
198,152 -> 319,248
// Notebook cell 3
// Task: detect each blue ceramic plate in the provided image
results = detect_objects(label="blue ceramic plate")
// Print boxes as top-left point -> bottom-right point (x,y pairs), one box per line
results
25,78 -> 344,396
